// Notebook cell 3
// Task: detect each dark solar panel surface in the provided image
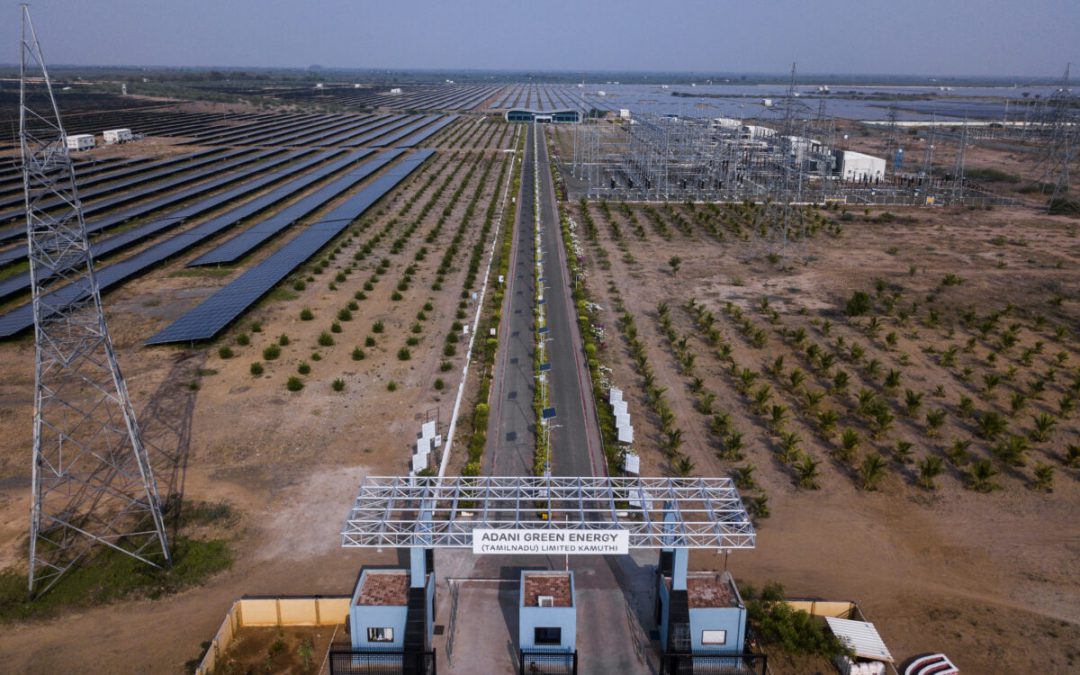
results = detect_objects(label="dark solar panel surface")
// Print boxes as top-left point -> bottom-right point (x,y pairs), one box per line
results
0,148 -> 240,232
370,115 -> 440,147
188,149 -> 399,266
145,149 -> 434,344
397,115 -> 457,147
0,149 -> 340,302
0,149 -> 375,336
0,149 -> 282,267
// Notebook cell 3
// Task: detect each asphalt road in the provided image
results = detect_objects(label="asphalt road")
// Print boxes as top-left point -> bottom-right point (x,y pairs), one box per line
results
535,125 -> 605,479
484,125 -> 537,477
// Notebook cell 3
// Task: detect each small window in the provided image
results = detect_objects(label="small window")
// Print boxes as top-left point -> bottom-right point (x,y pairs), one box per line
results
367,627 -> 394,643
537,595 -> 555,608
534,627 -> 562,646
701,629 -> 727,645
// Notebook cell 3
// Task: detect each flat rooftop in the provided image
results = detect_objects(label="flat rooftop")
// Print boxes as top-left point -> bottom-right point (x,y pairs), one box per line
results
665,573 -> 739,609
522,572 -> 573,608
687,573 -> 738,609
356,570 -> 409,606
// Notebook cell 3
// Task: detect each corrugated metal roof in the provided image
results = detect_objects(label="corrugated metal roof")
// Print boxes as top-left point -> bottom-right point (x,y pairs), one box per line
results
825,617 -> 894,662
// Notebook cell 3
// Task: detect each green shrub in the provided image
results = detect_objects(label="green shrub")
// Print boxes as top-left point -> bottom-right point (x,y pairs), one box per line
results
434,378 -> 445,390
250,362 -> 264,376
318,332 -> 334,347
262,344 -> 281,360
745,582 -> 852,658
297,361 -> 311,375
391,291 -> 403,301
278,334 -> 290,346
235,333 -> 250,346
218,346 -> 234,359
398,347 -> 412,361
352,347 -> 366,361
406,336 -> 419,346
365,335 -> 376,347
332,378 -> 345,392
387,380 -> 397,392
845,291 -> 872,317
286,376 -> 304,392
373,320 -> 384,333
300,308 -> 314,321
440,360 -> 453,372
338,308 -> 352,321
331,322 -> 342,334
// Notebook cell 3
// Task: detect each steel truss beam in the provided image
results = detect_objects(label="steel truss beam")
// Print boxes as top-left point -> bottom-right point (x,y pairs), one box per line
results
342,476 -> 756,550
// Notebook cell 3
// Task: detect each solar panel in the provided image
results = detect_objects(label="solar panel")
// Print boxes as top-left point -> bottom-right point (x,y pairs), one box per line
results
389,115 -> 458,148
188,149 -> 397,266
145,149 -> 434,344
609,388 -> 623,404
370,115 -> 440,148
0,149 -> 374,338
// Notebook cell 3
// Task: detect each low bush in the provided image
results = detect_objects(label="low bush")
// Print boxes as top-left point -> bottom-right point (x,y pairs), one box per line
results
286,376 -> 304,392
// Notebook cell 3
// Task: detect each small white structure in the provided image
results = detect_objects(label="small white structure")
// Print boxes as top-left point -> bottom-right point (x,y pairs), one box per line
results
836,150 -> 886,182
315,82 -> 324,89
618,109 -> 631,119
64,134 -> 95,151
711,116 -> 741,129
741,124 -> 776,141
102,128 -> 133,145
389,87 -> 403,95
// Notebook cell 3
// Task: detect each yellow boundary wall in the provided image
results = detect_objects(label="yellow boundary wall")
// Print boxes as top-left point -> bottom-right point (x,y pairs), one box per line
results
196,596 -> 350,674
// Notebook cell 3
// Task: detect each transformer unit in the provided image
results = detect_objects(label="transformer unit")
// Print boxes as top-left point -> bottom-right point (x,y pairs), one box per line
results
64,134 -> 95,151
102,128 -> 133,144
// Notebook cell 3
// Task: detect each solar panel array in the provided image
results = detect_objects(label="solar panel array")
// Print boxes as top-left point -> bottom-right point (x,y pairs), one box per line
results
145,149 -> 435,344
187,148 -> 397,266
0,149 -> 340,302
0,149 -> 373,338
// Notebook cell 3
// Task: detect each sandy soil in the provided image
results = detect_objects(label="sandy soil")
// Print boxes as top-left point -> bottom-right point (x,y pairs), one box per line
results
573,194 -> 1080,672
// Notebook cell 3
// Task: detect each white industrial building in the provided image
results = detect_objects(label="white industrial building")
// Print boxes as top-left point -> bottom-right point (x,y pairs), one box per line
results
102,128 -> 133,144
835,150 -> 886,181
741,124 -> 776,141
64,134 -> 95,151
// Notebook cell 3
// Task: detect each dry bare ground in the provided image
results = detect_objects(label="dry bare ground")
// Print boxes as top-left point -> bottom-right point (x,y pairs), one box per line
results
573,194 -> 1080,672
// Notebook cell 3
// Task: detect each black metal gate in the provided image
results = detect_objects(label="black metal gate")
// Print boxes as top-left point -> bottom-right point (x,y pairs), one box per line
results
519,649 -> 578,675
328,649 -> 436,675
659,652 -> 767,675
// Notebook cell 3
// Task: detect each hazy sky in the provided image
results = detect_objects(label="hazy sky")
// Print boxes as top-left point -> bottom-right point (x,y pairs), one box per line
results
4,0 -> 1078,78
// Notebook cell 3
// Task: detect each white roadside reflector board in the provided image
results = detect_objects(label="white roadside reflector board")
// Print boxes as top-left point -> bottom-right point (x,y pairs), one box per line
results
618,424 -> 634,444
612,400 -> 628,415
616,411 -> 630,428
412,452 -> 429,472
624,453 -> 640,474
609,388 -> 623,404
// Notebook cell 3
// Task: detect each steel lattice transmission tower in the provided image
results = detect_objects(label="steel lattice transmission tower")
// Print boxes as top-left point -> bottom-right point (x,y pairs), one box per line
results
1034,64 -> 1077,212
19,5 -> 171,596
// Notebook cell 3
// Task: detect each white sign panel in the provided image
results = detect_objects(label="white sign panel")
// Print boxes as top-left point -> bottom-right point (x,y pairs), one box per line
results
612,400 -> 628,415
472,528 -> 629,555
421,422 -> 436,439
609,388 -> 623,404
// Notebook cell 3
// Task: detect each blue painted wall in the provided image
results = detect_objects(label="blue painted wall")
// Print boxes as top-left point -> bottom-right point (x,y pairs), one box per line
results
689,606 -> 747,654
349,569 -> 408,650
518,571 -> 577,651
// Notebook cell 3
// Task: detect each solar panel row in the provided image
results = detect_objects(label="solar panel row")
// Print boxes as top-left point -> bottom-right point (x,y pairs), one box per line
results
0,148 -> 284,267
145,149 -> 435,345
187,148 -> 399,266
0,149 -> 336,302
0,148 -> 244,231
0,148 -> 375,337
397,115 -> 458,147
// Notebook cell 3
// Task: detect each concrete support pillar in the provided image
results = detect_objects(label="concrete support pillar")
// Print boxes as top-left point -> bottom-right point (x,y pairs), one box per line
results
672,547 -> 688,591
410,547 -> 426,588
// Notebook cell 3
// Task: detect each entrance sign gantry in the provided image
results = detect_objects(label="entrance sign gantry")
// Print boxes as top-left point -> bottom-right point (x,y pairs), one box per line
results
341,475 -> 756,551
